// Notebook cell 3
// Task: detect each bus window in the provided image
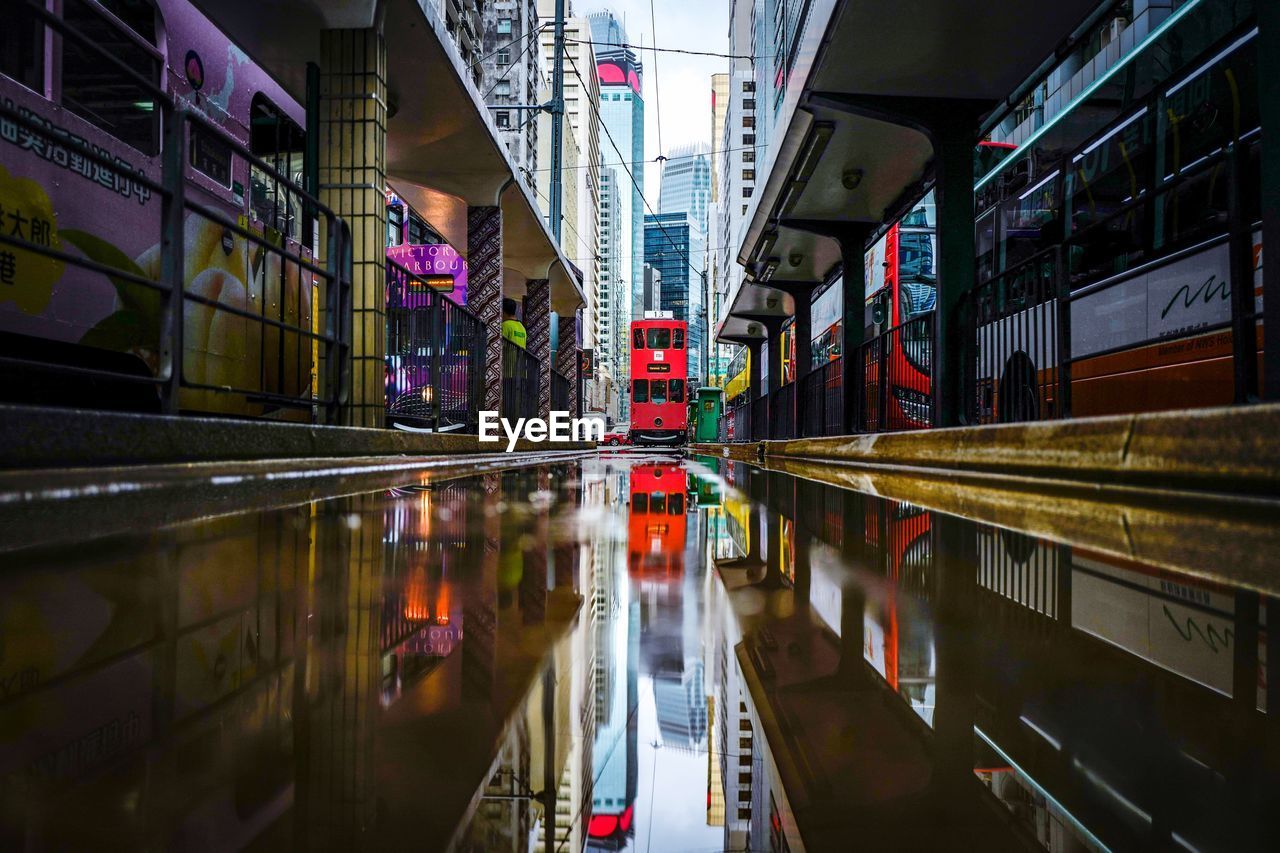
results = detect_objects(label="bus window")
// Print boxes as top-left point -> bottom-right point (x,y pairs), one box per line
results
673,328 -> 685,349
633,379 -> 649,402
633,328 -> 646,349
669,380 -> 684,403
650,381 -> 667,404
61,0 -> 161,155
1,2 -> 44,93
646,328 -> 671,349
250,95 -> 306,241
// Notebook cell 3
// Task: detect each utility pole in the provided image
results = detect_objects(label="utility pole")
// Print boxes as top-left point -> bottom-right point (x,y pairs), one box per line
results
548,0 -> 566,242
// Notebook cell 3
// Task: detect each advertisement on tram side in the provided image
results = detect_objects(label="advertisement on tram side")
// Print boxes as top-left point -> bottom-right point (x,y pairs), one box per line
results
0,0 -> 317,417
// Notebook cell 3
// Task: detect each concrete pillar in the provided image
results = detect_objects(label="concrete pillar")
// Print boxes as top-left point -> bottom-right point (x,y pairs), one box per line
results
1260,0 -> 1280,400
468,205 -> 504,413
319,28 -> 387,428
525,279 -> 552,418
933,130 -> 978,427
555,312 -> 579,416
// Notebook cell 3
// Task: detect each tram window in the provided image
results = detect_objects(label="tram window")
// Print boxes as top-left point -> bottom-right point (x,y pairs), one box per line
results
632,493 -> 648,513
650,381 -> 667,404
673,328 -> 685,349
646,328 -> 671,349
1,2 -> 43,93
669,380 -> 684,403
190,124 -> 233,187
61,0 -> 161,155
633,379 -> 649,403
669,494 -> 684,515
650,494 -> 666,514
387,203 -> 405,246
633,328 -> 645,349
249,95 -> 306,241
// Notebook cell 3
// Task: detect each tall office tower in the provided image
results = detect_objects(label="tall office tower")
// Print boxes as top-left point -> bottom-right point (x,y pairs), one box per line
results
536,2 -> 604,409
657,146 -> 712,382
658,144 -> 712,228
599,167 -> 626,420
587,10 -> 645,343
644,212 -> 706,380
482,0 -> 543,190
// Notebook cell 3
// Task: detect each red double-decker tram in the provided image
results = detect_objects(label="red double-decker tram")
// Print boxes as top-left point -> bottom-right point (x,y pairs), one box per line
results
627,463 -> 688,578
629,316 -> 689,445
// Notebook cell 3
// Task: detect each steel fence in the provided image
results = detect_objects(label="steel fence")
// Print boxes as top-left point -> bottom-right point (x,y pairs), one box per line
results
550,367 -> 571,414
0,5 -> 351,422
799,358 -> 843,437
729,403 -> 751,442
854,314 -> 933,432
385,259 -> 484,431
502,340 -> 540,421
770,382 -> 796,440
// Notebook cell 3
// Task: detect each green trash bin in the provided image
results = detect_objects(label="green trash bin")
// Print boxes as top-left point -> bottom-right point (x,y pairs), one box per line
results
693,387 -> 723,443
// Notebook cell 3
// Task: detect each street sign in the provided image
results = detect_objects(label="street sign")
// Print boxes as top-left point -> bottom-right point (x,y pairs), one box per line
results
580,349 -> 594,374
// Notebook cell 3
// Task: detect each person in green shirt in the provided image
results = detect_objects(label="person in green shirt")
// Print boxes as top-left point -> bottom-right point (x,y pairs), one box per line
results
502,298 -> 527,350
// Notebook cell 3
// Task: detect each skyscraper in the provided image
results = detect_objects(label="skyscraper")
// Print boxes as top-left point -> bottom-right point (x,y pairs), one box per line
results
656,147 -> 712,383
588,9 -> 645,385
644,212 -> 705,379
658,144 -> 712,228
599,166 -> 626,421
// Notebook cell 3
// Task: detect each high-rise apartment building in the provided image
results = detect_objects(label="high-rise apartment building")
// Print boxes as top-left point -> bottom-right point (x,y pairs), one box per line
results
710,73 -> 729,203
599,167 -> 626,421
482,0 -> 543,190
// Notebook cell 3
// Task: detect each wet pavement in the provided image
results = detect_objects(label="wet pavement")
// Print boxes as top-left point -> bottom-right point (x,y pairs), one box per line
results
1,453 -> 1277,851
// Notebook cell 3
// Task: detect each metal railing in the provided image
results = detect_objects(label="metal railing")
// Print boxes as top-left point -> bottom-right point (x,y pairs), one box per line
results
854,314 -> 934,432
502,340 -> 540,422
799,358 -> 843,438
729,403 -> 751,442
385,259 -> 485,431
0,4 -> 351,422
770,382 -> 795,440
751,394 -> 768,441
550,367 -> 571,414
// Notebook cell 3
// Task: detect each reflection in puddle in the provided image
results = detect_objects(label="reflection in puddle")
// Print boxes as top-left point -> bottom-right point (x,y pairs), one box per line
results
0,454 -> 1276,851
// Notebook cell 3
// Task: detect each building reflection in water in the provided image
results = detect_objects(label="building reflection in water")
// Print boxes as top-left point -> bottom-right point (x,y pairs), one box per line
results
695,454 -> 1278,852
1,454 -> 1277,851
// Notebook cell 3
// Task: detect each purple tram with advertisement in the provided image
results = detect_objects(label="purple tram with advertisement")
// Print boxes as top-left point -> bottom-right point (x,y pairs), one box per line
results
383,190 -> 480,430
0,0 -> 328,419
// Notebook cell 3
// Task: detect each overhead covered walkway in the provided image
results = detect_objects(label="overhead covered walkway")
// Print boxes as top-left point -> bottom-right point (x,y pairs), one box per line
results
719,0 -> 1280,448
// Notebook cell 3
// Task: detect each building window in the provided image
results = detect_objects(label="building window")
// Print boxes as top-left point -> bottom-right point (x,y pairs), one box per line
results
742,115 -> 755,128
743,169 -> 755,181
495,80 -> 510,96
742,187 -> 753,198
743,81 -> 755,92
497,47 -> 510,65
743,133 -> 755,145
497,18 -> 512,34
496,111 -> 511,128
743,150 -> 755,163
743,98 -> 756,110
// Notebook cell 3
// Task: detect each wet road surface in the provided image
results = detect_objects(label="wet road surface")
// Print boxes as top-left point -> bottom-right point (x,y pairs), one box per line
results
1,453 -> 1277,851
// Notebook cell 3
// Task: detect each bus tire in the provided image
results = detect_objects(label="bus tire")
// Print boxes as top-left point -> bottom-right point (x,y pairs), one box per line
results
997,352 -> 1039,423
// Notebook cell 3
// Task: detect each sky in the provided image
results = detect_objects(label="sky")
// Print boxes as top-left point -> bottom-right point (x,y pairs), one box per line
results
576,0 -> 732,201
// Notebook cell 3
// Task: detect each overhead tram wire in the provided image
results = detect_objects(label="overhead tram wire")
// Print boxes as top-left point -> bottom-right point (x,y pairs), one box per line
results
483,26 -> 545,100
563,49 -> 702,304
467,23 -> 548,72
562,38 -> 760,62
646,3 -> 664,161
525,141 -> 766,173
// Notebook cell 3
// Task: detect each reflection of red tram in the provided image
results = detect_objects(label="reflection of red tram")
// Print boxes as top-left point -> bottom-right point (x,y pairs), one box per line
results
864,501 -> 932,697
628,463 -> 688,577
